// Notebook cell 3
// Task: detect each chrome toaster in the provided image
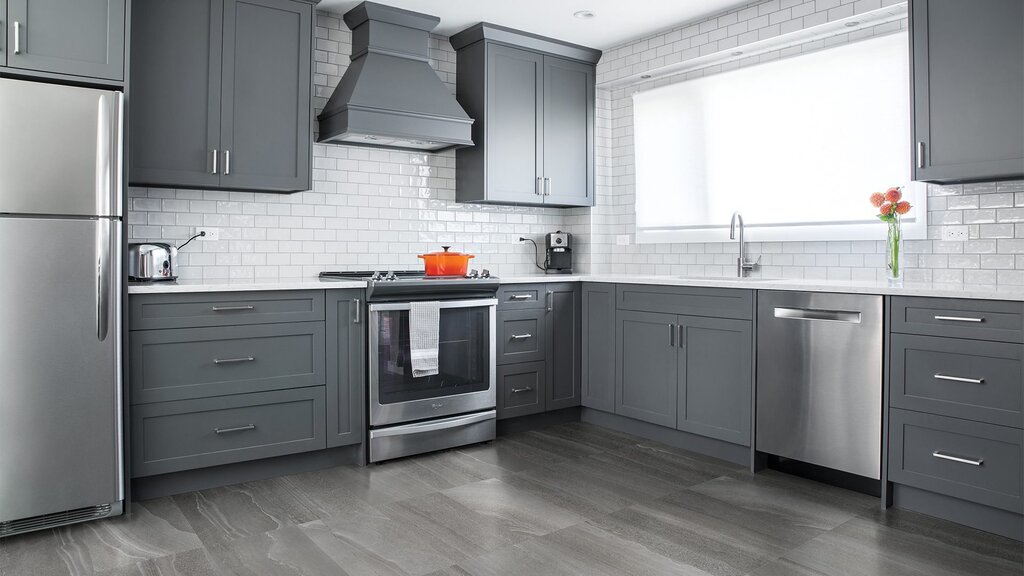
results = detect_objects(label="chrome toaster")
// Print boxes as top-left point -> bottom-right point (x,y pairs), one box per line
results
127,242 -> 178,281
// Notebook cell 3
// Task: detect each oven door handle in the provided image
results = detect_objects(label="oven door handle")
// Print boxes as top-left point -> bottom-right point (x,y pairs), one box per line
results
368,298 -> 498,312
369,410 -> 496,438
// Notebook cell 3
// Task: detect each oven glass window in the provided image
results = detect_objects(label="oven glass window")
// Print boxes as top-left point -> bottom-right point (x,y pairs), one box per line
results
376,306 -> 490,404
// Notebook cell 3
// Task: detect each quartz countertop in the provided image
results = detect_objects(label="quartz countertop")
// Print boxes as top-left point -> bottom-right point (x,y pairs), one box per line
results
127,274 -> 1024,301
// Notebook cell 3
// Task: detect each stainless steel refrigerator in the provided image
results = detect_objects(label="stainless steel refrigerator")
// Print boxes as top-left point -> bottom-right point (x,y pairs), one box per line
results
0,78 -> 124,536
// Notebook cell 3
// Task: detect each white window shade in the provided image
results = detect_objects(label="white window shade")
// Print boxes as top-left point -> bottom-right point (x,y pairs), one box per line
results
633,32 -> 924,243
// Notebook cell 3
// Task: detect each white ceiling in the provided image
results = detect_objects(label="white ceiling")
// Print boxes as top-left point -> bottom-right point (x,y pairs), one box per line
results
316,0 -> 754,50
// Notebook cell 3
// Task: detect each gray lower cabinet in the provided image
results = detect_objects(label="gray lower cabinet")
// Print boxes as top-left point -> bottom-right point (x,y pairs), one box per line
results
129,0 -> 313,192
497,308 -> 546,365
129,290 -> 325,330
910,0 -> 1024,181
582,283 -> 615,412
677,315 -> 751,445
452,24 -> 600,207
545,284 -> 581,410
3,0 -> 125,82
497,361 -> 546,419
616,310 -> 678,427
132,387 -> 326,477
325,290 -> 364,448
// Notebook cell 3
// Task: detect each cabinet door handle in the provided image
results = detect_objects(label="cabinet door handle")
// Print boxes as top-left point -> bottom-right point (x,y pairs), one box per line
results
668,323 -> 675,347
546,290 -> 553,312
535,177 -> 542,196
932,451 -> 983,466
510,333 -> 532,340
224,150 -> 231,175
933,315 -> 984,323
211,305 -> 254,312
934,373 -> 984,384
211,149 -> 218,174
679,324 -> 685,348
13,21 -> 21,54
511,387 -> 533,393
353,298 -> 361,324
510,294 -> 532,300
214,424 -> 256,434
213,356 -> 255,364
916,141 -> 925,169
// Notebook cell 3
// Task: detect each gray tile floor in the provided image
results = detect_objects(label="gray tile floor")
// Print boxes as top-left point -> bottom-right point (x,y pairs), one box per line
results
1,422 -> 1021,576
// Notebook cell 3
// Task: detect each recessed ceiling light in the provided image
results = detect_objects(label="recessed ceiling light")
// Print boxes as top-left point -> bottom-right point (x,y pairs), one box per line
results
844,21 -> 860,27
573,10 -> 596,19
731,51 -> 743,56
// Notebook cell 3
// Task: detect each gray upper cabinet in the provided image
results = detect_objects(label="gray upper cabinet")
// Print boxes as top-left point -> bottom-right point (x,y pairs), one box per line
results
325,290 -> 364,448
452,23 -> 600,208
4,0 -> 125,82
129,0 -> 313,192
545,284 -> 581,411
616,309 -> 678,427
582,283 -> 615,412
910,0 -> 1024,182
219,0 -> 311,192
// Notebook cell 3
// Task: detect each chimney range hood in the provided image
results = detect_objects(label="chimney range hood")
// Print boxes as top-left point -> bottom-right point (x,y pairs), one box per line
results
316,1 -> 474,152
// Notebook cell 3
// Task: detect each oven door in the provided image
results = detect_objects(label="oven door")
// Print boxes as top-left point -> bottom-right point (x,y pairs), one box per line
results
368,298 -> 497,426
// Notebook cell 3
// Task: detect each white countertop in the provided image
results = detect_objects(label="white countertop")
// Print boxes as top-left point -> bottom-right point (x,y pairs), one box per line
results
128,274 -> 1024,301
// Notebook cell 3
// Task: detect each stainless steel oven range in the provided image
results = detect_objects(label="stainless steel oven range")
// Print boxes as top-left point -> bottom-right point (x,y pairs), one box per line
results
320,270 -> 499,462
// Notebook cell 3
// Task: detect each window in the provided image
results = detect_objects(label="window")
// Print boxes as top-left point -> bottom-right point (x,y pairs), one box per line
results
633,32 -> 924,243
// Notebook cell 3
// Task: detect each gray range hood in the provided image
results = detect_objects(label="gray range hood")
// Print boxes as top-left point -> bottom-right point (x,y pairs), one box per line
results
317,1 -> 474,152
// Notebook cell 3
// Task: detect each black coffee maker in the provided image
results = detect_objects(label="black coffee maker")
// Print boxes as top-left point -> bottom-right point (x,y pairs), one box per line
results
544,231 -> 572,274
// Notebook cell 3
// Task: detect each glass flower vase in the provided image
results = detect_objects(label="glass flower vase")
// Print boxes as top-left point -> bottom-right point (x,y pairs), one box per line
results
886,222 -> 903,286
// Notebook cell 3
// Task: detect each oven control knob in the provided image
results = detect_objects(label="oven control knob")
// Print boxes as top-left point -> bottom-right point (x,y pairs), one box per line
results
385,271 -> 397,281
467,269 -> 479,278
481,269 -> 491,278
370,271 -> 382,281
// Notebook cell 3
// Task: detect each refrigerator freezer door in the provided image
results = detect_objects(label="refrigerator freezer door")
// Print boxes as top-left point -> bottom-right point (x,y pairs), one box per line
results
0,216 -> 122,522
0,78 -> 123,217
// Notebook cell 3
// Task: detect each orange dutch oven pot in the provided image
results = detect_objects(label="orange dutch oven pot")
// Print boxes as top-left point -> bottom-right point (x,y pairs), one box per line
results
418,246 -> 475,277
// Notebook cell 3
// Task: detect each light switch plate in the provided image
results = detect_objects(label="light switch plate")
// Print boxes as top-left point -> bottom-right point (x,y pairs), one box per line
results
941,226 -> 968,242
616,234 -> 630,246
196,227 -> 219,241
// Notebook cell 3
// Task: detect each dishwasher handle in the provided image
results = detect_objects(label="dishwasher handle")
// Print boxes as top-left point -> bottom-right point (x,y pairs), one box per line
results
773,307 -> 862,324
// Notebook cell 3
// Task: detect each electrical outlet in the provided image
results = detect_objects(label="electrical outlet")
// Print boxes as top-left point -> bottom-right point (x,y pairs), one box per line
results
941,226 -> 968,242
616,234 -> 630,246
196,227 -> 219,241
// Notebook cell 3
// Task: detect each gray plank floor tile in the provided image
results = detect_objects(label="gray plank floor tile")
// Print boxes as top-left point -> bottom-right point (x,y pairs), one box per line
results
204,524 -> 347,576
93,547 -> 222,576
531,421 -> 649,453
441,478 -> 587,538
452,436 -> 573,473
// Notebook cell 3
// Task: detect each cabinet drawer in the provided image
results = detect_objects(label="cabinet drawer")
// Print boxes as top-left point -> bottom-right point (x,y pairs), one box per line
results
497,309 -> 546,364
889,409 -> 1023,513
616,284 -> 752,320
131,387 -> 326,477
130,290 -> 325,330
890,297 -> 1023,343
497,361 -> 546,419
891,334 -> 1023,428
130,323 -> 326,404
497,285 -> 546,310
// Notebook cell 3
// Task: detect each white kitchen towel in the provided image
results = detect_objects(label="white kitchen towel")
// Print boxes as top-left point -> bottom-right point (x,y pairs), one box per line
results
409,301 -> 441,378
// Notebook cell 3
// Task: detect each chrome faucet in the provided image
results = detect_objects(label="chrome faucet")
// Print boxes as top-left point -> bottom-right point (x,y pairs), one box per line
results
729,211 -> 760,277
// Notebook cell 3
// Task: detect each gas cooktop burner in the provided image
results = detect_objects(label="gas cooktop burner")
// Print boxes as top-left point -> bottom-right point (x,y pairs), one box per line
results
319,269 -> 499,301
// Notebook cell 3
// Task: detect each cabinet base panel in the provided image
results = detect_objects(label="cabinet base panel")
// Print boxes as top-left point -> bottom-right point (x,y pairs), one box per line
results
581,408 -> 748,466
131,444 -> 364,501
892,484 -> 1023,541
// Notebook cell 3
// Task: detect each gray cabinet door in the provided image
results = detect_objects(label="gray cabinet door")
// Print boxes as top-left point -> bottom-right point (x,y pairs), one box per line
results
542,56 -> 594,207
677,316 -> 752,446
497,361 -> 546,420
497,308 -> 546,365
6,0 -> 125,81
546,284 -> 581,410
220,0 -> 311,192
616,309 -> 677,427
326,290 -> 364,448
911,0 -> 1024,181
129,0 -> 223,189
582,283 -> 615,412
484,44 -> 543,204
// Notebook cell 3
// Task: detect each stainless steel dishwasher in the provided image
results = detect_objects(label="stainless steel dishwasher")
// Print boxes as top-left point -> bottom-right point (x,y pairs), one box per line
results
756,291 -> 883,479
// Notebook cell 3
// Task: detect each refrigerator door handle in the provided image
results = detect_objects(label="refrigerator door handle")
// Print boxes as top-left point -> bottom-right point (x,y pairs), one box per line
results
96,91 -> 125,218
96,220 -> 110,342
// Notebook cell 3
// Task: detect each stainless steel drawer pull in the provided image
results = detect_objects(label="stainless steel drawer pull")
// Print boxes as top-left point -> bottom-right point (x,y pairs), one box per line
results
213,356 -> 254,364
669,323 -> 675,347
13,21 -> 21,54
224,150 -> 231,175
511,387 -> 534,393
546,290 -> 553,312
214,424 -> 256,434
211,149 -> 218,174
916,141 -> 925,169
933,315 -> 984,323
510,294 -> 533,300
353,298 -> 361,324
934,374 -> 985,384
932,451 -> 983,466
774,307 -> 861,323
510,333 -> 533,340
211,305 -> 255,312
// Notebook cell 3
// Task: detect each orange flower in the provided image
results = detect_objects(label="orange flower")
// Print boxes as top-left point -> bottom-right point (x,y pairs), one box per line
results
879,202 -> 894,215
895,201 -> 911,215
869,192 -> 885,207
885,187 -> 902,203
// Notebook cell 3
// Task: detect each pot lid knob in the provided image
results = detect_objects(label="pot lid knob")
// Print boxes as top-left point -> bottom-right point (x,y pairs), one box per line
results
441,246 -> 451,252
